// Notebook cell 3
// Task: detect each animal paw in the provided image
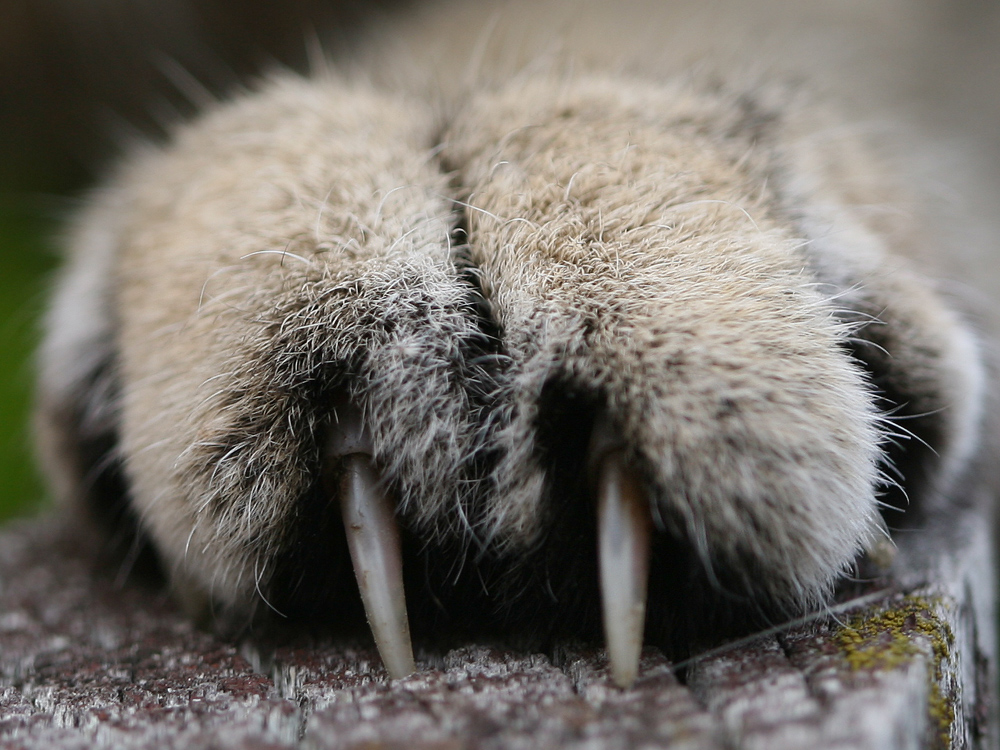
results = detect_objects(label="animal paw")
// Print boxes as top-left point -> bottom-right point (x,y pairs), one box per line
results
36,71 -> 985,686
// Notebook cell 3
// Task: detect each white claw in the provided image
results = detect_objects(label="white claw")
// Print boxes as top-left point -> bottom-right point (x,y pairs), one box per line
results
596,447 -> 652,688
339,454 -> 416,679
327,404 -> 415,680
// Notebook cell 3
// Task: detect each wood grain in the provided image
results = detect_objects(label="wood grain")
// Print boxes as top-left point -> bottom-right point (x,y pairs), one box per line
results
0,502 -> 992,749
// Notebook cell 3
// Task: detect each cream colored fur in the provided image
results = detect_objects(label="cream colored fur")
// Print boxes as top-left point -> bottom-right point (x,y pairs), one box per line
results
36,0 -> 996,633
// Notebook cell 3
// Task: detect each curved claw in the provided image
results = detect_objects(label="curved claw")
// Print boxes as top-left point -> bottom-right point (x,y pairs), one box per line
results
327,404 -> 416,680
595,446 -> 652,688
339,454 -> 416,679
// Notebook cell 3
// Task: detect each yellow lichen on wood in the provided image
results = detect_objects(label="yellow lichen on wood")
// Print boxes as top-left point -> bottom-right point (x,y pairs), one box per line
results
836,595 -> 955,748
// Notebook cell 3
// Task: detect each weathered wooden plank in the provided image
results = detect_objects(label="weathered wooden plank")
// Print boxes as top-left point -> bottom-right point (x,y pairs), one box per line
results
0,504 -> 992,749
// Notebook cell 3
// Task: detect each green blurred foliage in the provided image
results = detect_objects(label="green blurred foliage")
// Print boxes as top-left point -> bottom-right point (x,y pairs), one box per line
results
0,205 -> 59,520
